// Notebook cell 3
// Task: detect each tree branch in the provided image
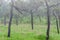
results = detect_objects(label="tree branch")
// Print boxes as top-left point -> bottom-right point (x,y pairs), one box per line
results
49,3 -> 60,8
13,5 -> 23,14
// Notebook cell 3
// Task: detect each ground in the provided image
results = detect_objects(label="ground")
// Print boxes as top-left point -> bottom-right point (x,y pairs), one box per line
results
0,24 -> 60,40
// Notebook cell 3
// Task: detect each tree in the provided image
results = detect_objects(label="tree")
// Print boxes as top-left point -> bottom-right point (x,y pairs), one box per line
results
45,0 -> 50,40
8,0 -> 14,37
14,14 -> 19,25
44,0 -> 60,40
4,15 -> 6,25
53,10 -> 59,34
30,10 -> 34,30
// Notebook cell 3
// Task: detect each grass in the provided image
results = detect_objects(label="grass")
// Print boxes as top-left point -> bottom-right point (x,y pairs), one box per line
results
0,24 -> 60,40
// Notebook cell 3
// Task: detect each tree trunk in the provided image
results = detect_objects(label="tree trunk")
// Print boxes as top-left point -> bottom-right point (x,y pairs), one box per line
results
15,15 -> 18,25
8,0 -> 13,37
45,1 -> 50,40
53,11 -> 59,34
4,16 -> 6,25
56,18 -> 59,34
30,10 -> 33,30
46,8 -> 50,40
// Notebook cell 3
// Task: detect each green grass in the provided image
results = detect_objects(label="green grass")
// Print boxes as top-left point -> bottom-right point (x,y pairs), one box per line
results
0,24 -> 60,40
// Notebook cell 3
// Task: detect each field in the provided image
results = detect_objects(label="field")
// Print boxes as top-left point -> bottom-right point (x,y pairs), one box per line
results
0,24 -> 60,40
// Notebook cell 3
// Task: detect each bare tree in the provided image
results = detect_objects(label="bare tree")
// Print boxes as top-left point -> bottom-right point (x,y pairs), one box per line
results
14,14 -> 19,25
53,10 -> 59,34
4,15 -> 6,25
30,10 -> 34,30
37,14 -> 41,23
44,0 -> 60,40
45,0 -> 50,40
8,0 -> 14,37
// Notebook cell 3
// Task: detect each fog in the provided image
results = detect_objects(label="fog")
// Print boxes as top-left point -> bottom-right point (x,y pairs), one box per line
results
0,0 -> 60,40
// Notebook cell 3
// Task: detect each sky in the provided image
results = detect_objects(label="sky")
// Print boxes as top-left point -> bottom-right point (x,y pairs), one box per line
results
5,0 -> 11,3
